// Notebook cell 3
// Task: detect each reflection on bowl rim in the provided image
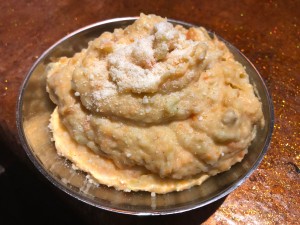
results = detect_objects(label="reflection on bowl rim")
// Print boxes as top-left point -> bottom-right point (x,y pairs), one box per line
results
16,17 -> 274,215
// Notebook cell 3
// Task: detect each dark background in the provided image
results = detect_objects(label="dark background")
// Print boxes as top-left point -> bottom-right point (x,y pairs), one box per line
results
0,0 -> 299,224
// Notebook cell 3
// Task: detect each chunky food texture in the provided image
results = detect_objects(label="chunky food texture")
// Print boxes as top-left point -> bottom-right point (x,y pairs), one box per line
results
46,14 -> 264,193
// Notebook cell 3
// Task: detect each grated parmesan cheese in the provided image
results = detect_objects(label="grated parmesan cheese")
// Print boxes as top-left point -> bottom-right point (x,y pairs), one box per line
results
142,96 -> 149,104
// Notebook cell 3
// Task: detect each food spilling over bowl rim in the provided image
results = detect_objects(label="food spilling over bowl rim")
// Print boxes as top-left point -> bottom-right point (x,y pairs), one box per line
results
16,16 -> 274,215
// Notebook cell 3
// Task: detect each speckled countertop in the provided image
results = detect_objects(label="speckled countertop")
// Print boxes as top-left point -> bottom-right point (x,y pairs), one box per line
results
0,0 -> 299,224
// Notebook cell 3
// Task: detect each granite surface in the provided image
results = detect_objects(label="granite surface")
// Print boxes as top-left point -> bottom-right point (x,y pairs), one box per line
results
0,0 -> 299,224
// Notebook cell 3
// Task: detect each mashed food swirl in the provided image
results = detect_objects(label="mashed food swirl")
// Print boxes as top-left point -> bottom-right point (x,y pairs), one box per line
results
46,14 -> 264,193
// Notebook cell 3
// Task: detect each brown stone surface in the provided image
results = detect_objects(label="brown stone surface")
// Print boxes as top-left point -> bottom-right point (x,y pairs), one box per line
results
0,0 -> 299,224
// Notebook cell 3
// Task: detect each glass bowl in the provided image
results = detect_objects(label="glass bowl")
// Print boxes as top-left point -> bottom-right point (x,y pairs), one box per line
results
16,17 -> 274,215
